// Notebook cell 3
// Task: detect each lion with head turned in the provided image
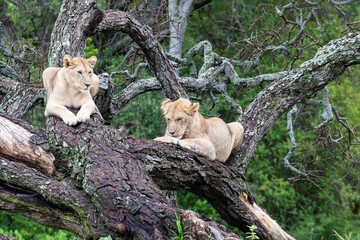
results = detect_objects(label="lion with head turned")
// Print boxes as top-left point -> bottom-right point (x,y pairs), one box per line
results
43,55 -> 100,125
154,98 -> 244,161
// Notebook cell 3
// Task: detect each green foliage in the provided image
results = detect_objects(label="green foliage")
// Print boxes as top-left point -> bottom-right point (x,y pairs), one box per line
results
3,0 -> 61,38
99,235 -> 113,240
177,191 -> 217,220
0,212 -> 78,240
111,91 -> 165,139
0,1 -> 61,82
84,37 -> 99,59
245,225 -> 259,240
170,211 -> 189,240
333,230 -> 360,240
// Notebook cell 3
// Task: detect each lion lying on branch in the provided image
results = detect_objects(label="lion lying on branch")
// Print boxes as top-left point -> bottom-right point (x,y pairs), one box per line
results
155,98 -> 244,162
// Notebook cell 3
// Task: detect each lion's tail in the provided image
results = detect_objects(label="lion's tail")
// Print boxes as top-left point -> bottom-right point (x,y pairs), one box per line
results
119,122 -> 136,133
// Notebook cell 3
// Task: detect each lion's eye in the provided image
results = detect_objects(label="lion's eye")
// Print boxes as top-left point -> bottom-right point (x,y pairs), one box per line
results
89,71 -> 92,74
176,118 -> 182,122
78,71 -> 83,75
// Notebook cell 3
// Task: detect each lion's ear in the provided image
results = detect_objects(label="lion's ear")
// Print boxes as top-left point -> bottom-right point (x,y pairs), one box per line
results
161,98 -> 172,113
190,102 -> 199,115
63,55 -> 73,68
87,56 -> 97,68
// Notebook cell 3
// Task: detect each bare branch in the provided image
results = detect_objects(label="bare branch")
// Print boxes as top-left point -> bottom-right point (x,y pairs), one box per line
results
237,32 -> 360,171
329,0 -> 357,6
0,76 -> 44,118
283,105 -> 308,177
96,9 -> 187,100
0,115 -> 54,175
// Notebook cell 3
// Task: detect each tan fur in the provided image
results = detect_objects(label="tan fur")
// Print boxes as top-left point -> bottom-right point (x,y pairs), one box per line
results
154,98 -> 244,161
43,55 -> 100,125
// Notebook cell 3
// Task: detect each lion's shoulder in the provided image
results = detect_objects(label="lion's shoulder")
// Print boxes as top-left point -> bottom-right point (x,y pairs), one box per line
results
43,67 -> 61,96
90,73 -> 99,97
206,117 -> 231,135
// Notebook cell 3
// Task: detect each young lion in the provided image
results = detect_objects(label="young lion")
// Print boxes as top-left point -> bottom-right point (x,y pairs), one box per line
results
43,55 -> 100,125
154,98 -> 244,161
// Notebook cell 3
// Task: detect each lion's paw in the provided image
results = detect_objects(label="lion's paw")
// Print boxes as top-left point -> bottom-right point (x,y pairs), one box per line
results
177,141 -> 192,150
154,136 -> 168,142
62,114 -> 78,126
168,137 -> 181,145
76,112 -> 90,122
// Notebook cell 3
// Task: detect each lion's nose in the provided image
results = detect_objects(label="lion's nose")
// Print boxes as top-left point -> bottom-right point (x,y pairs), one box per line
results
169,130 -> 175,135
85,83 -> 91,88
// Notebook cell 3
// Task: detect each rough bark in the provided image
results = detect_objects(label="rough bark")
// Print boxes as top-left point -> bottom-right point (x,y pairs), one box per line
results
0,113 -> 249,240
47,0 -> 104,67
0,76 -> 44,118
1,0 -> 360,239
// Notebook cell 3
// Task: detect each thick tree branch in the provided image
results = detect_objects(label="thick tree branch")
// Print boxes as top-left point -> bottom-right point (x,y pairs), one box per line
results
96,9 -> 186,100
0,114 -> 54,175
0,76 -> 44,118
0,157 -> 99,238
0,112 -> 295,240
126,136 -> 295,240
237,32 -> 360,171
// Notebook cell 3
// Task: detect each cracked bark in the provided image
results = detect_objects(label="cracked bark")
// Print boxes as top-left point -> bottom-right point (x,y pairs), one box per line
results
1,112 -> 276,240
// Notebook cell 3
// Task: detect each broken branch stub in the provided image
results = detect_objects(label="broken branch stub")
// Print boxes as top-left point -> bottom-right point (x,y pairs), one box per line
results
0,115 -> 55,175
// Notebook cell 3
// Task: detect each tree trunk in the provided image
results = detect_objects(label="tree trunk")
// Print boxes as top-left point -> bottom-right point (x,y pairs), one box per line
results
0,112 -> 294,239
168,0 -> 193,74
47,0 -> 104,67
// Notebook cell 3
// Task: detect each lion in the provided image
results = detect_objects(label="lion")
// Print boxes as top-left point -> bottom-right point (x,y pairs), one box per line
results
43,55 -> 100,125
154,98 -> 244,161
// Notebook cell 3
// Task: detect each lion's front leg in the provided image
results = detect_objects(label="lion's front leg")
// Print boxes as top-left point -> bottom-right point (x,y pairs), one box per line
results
154,136 -> 170,142
45,101 -> 78,126
176,138 -> 216,161
154,136 -> 216,160
76,101 -> 96,122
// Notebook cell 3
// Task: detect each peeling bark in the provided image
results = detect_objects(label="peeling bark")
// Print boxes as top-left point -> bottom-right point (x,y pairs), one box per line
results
239,192 -> 294,240
0,114 -> 54,175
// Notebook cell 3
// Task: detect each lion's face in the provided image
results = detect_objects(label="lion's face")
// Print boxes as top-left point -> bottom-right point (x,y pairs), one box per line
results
161,98 -> 199,139
63,55 -> 97,93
